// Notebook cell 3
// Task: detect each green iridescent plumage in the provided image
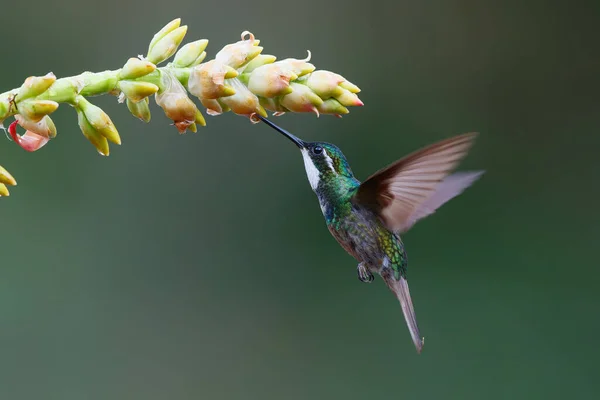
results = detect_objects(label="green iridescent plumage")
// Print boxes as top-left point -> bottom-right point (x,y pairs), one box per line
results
258,116 -> 484,353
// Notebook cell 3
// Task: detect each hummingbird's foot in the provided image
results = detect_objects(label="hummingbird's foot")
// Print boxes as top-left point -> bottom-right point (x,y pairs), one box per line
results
357,263 -> 374,283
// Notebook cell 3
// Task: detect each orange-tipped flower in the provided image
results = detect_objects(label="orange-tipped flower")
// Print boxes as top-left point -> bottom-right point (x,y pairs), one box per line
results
156,70 -> 200,133
219,78 -> 266,118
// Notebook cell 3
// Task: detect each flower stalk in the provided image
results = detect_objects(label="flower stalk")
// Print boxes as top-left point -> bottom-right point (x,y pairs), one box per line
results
0,18 -> 362,198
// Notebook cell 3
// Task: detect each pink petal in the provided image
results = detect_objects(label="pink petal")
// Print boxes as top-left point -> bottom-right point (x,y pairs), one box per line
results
8,120 -> 50,152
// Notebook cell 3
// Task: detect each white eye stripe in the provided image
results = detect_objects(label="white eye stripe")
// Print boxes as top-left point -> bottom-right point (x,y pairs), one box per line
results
323,149 -> 335,172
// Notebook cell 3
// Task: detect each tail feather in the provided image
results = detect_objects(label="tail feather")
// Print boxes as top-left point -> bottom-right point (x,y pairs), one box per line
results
384,275 -> 424,353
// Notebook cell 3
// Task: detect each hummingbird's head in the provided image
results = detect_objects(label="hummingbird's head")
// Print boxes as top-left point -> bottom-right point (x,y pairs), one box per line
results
258,117 -> 354,192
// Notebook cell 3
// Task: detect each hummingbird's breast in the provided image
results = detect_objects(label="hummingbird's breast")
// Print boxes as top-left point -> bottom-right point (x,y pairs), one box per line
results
327,202 -> 407,276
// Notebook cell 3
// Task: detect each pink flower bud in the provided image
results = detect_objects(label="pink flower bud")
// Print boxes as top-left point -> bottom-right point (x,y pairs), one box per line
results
304,70 -> 345,99
188,60 -> 238,100
247,64 -> 296,98
155,70 -> 199,133
219,78 -> 266,118
215,31 -> 263,69
280,83 -> 323,114
7,119 -> 50,152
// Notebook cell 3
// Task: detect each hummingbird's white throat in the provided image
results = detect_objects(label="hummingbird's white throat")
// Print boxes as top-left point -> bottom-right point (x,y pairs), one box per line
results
301,149 -> 320,190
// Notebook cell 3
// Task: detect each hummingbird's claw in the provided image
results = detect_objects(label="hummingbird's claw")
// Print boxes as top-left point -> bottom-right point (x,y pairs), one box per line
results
357,263 -> 374,283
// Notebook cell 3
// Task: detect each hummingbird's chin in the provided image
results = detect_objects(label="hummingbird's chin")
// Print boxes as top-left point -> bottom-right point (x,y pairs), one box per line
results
300,148 -> 320,191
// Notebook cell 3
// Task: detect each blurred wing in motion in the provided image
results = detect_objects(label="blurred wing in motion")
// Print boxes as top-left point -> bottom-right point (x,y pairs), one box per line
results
354,133 -> 483,233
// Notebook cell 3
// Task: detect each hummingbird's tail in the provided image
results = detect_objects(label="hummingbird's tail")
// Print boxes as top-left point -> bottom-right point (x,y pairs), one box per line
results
384,275 -> 424,353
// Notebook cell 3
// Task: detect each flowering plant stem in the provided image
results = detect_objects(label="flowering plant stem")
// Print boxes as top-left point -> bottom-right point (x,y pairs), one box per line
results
0,18 -> 362,197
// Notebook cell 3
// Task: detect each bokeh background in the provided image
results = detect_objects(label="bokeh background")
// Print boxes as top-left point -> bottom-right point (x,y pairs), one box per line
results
1,0 -> 599,399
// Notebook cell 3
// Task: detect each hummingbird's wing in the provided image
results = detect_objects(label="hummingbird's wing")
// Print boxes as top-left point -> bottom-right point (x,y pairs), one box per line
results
353,133 -> 482,233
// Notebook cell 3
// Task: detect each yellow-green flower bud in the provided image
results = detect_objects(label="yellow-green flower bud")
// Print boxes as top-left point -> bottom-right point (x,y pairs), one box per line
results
0,183 -> 9,197
242,54 -> 276,74
147,26 -> 188,65
200,98 -> 228,116
77,108 -> 110,156
247,64 -> 295,98
18,73 -> 56,100
155,70 -> 199,133
280,83 -> 323,114
15,114 -> 57,139
148,18 -> 181,53
188,60 -> 238,100
259,97 -> 287,113
276,52 -> 315,78
0,165 -> 16,186
340,80 -> 360,93
335,87 -> 363,107
18,99 -> 58,123
118,81 -> 159,103
215,31 -> 263,69
127,98 -> 151,123
77,97 -> 121,145
0,98 -> 9,120
317,99 -> 349,116
195,108 -> 206,127
173,40 -> 209,67
304,70 -> 345,99
120,58 -> 156,79
219,78 -> 266,118
189,51 -> 207,67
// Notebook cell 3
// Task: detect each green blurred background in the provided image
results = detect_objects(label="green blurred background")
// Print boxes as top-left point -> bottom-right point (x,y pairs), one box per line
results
1,0 -> 599,398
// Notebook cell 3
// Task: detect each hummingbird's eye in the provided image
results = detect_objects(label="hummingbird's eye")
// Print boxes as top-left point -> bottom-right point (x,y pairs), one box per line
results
312,146 -> 323,155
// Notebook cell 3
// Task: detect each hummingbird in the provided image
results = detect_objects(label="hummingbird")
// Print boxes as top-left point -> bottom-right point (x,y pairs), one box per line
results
258,116 -> 484,353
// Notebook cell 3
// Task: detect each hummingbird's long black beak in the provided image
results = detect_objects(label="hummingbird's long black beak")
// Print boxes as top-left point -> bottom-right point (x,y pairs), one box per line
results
257,116 -> 305,148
